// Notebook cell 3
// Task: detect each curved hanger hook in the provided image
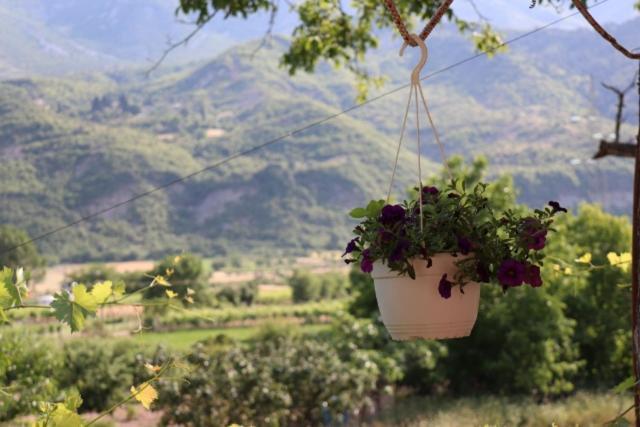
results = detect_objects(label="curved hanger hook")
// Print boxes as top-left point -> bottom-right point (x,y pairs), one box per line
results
399,34 -> 428,85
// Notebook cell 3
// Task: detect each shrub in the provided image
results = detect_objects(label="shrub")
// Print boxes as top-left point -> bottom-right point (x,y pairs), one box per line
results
445,285 -> 581,397
561,204 -> 633,386
157,332 -> 380,426
0,332 -> 61,421
66,264 -> 119,289
144,253 -> 209,303
0,225 -> 45,281
58,340 -> 139,412
289,270 -> 320,303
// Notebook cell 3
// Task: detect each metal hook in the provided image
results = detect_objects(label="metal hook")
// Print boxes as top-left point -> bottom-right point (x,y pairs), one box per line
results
399,34 -> 428,85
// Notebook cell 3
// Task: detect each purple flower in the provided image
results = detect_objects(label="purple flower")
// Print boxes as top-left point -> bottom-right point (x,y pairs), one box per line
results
342,238 -> 358,257
521,218 -> 547,251
380,204 -> 406,225
421,186 -> 439,202
378,229 -> 394,244
457,236 -> 473,255
497,259 -> 526,287
525,264 -> 543,288
529,230 -> 547,250
438,274 -> 453,299
476,262 -> 490,283
389,239 -> 410,263
360,249 -> 373,273
548,201 -> 567,214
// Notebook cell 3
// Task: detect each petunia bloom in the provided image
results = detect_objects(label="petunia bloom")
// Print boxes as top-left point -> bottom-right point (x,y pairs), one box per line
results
422,186 -> 439,199
525,264 -> 543,287
389,239 -> 410,263
438,274 -> 453,299
548,201 -> 568,214
521,218 -> 547,251
360,249 -> 374,273
457,236 -> 473,255
497,259 -> 526,287
380,204 -> 406,225
342,238 -> 359,257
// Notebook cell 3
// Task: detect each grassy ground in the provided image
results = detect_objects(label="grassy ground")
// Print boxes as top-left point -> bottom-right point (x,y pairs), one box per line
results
131,323 -> 331,351
375,391 -> 634,426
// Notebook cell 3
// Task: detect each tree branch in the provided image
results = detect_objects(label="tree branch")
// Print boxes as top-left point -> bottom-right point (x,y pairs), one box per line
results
146,11 -> 217,76
593,140 -> 637,159
570,0 -> 640,60
249,2 -> 279,58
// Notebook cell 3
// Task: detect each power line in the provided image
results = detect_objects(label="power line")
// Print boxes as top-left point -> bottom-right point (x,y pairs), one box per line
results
1,0 -> 610,257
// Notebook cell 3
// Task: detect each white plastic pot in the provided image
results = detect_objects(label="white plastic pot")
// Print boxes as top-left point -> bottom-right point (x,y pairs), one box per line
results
371,254 -> 480,341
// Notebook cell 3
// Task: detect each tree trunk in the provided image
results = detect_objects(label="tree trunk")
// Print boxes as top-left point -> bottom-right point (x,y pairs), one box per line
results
632,62 -> 640,426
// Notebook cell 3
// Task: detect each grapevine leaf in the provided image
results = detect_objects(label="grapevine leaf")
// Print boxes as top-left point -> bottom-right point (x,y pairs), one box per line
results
131,382 -> 158,410
91,281 -> 113,304
73,285 -> 98,312
49,403 -> 84,427
64,389 -> 83,411
613,375 -> 637,393
0,267 -> 24,308
113,280 -> 126,299
51,285 -> 98,332
154,275 -> 171,287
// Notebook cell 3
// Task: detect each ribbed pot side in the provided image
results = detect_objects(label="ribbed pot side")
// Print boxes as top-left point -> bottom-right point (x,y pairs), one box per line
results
371,254 -> 481,340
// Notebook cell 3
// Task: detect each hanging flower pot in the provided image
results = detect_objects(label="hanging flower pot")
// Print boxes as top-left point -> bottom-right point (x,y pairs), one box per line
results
343,183 -> 567,341
372,253 -> 480,340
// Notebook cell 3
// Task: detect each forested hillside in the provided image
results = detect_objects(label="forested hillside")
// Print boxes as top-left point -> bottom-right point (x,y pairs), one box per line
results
0,17 -> 638,262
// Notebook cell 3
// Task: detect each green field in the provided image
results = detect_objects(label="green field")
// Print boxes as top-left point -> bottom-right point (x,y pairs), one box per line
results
375,392 -> 634,426
131,323 -> 331,351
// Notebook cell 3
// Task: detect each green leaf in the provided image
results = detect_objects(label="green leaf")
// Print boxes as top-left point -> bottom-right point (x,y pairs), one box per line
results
91,281 -> 113,304
49,403 -> 84,427
64,389 -> 83,411
349,207 -> 367,218
0,267 -> 24,309
365,199 -> 385,218
0,307 -> 6,323
113,280 -> 126,299
51,284 -> 98,332
613,375 -> 637,393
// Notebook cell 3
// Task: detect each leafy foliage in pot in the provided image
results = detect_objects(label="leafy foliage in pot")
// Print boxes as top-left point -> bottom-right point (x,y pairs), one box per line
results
343,181 -> 566,298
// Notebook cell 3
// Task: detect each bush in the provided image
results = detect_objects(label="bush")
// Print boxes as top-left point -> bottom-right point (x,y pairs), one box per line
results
0,332 -> 61,421
144,253 -> 209,303
58,340 -> 140,412
445,285 -> 581,397
561,204 -> 633,386
66,264 -> 119,289
216,281 -> 259,306
347,268 -> 378,318
0,225 -> 45,281
289,270 -> 320,303
289,270 -> 347,303
157,331 -> 380,426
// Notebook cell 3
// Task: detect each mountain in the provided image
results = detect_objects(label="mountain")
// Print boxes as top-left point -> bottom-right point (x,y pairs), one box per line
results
0,14 -> 639,262
0,0 -> 636,77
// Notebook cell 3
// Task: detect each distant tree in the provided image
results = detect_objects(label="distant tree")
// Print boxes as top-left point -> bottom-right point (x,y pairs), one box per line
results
66,264 -> 119,290
0,225 -> 44,277
144,253 -> 209,303
289,270 -> 320,303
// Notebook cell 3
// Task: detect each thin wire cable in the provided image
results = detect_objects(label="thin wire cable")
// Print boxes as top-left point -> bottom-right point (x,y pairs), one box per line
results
386,82 -> 414,202
415,84 -> 424,232
417,82 -> 453,180
1,0 -> 611,257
